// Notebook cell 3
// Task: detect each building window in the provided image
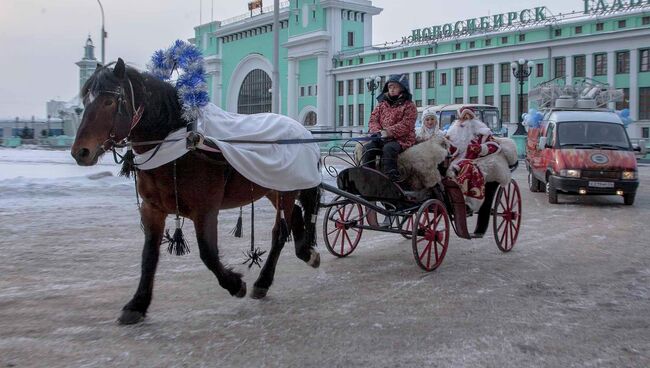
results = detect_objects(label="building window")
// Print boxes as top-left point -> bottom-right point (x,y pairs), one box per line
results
536,63 -> 544,78
642,127 -> 649,139
500,95 -> 510,122
641,49 -> 650,72
348,104 -> 354,126
347,80 -> 354,95
308,86 -> 312,96
358,79 -> 365,94
415,72 -> 422,89
484,64 -> 494,84
315,85 -> 318,96
337,81 -> 344,96
404,51 -> 409,58
455,43 -> 461,50
427,47 -> 434,54
359,57 -> 364,64
392,53 -> 397,59
427,71 -> 435,87
596,22 -> 604,31
616,88 -> 629,110
643,16 -> 650,25
485,95 -> 494,106
469,96 -> 478,104
455,97 -> 464,104
640,87 -> 650,119
501,36 -> 508,44
237,69 -> 272,114
358,104 -> 365,125
594,53 -> 607,76
574,55 -> 586,78
300,86 -> 305,97
469,66 -> 478,85
617,51 -> 630,74
575,26 -> 582,34
485,38 -> 492,46
440,72 -> 447,86
554,57 -> 566,79
519,33 -> 526,41
469,41 -> 475,48
304,111 -> 317,126
500,63 -> 511,83
347,59 -> 353,66
618,20 -> 626,28
338,105 -> 344,126
380,54 -> 386,61
415,49 -> 421,56
427,98 -> 436,105
347,32 -> 354,46
454,68 -> 463,86
554,28 -> 562,36
415,100 -> 422,107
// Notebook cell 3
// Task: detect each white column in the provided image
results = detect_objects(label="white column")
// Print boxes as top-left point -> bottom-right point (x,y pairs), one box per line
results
287,57 -> 297,119
510,67 -> 517,125
463,66 -> 469,103
450,69 -> 455,103
565,56 -> 573,85
316,52 -> 329,127
607,51 -> 616,110
586,53 -> 594,79
478,64 -> 485,104
409,71 -> 415,97
353,78 -> 359,125
343,79 -> 349,126
630,48 -> 639,120
493,64 -> 499,108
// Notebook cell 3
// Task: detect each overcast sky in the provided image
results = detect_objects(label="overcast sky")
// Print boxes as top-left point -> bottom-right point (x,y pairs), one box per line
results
0,0 -> 582,118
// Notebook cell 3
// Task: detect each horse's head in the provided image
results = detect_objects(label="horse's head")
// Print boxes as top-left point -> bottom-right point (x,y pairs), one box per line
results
71,58 -> 137,166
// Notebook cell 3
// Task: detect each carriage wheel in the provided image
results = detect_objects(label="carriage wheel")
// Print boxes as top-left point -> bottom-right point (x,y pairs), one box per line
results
323,196 -> 364,257
492,179 -> 522,252
412,199 -> 450,271
399,215 -> 414,239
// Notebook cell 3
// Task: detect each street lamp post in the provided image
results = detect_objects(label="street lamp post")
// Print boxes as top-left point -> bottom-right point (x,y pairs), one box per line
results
511,59 -> 535,136
97,0 -> 106,66
365,75 -> 382,113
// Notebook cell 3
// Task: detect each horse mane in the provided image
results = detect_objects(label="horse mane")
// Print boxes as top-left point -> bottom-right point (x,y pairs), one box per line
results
80,63 -> 188,141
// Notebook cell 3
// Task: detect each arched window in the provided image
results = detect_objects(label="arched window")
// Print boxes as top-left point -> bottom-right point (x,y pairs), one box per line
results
237,69 -> 272,114
303,111 -> 317,126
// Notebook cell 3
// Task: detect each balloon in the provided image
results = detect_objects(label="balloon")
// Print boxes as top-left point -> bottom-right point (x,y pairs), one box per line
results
620,108 -> 630,118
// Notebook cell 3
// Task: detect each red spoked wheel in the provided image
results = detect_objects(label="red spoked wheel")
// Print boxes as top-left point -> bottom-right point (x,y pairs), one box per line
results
323,196 -> 364,257
412,199 -> 450,271
399,215 -> 414,239
492,179 -> 522,252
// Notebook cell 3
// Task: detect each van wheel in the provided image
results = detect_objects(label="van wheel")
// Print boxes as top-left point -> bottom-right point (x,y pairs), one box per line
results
528,171 -> 542,192
546,181 -> 558,204
623,193 -> 635,206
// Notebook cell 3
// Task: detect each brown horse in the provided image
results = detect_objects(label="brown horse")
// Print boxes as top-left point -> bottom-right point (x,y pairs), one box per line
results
71,59 -> 321,325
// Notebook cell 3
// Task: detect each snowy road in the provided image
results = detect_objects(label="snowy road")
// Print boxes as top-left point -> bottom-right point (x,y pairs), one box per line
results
1,148 -> 649,367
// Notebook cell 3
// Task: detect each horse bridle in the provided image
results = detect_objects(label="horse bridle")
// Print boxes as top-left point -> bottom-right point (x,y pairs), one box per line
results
94,77 -> 145,153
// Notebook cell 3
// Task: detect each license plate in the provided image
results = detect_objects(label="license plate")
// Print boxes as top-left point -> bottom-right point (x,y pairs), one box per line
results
588,181 -> 614,188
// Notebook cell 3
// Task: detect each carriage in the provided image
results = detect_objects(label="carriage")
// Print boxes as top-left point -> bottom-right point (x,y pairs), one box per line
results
319,144 -> 522,272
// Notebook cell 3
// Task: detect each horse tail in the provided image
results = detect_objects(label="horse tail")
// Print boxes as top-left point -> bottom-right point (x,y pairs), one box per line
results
298,185 -> 321,249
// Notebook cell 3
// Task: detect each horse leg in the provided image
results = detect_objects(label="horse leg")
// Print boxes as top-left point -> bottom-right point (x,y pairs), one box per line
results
118,203 -> 166,325
194,210 -> 247,298
250,193 -> 294,299
293,186 -> 321,268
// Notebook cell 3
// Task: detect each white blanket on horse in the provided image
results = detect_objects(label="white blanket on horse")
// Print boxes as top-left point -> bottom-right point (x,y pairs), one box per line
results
134,103 -> 321,192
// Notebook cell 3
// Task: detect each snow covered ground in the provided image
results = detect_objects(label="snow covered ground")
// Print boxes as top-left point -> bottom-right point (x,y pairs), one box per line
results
1,148 -> 649,367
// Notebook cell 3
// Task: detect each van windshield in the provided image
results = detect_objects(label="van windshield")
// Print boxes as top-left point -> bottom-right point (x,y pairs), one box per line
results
481,110 -> 500,131
439,111 -> 455,128
557,122 -> 630,150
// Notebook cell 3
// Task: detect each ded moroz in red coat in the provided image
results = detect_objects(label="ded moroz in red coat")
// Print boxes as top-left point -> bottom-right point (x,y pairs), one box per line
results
368,99 -> 418,149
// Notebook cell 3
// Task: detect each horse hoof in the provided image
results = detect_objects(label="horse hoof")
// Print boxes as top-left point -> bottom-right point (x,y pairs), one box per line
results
307,249 -> 320,268
251,286 -> 268,299
118,310 -> 144,325
234,282 -> 247,298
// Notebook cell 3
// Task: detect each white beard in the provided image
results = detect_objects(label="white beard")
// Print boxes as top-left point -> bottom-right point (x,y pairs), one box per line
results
446,119 -> 491,158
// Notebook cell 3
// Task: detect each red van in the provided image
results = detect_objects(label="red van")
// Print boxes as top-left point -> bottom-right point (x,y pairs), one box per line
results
526,109 -> 644,205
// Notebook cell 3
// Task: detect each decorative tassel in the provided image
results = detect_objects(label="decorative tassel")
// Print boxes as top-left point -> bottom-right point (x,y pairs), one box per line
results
119,149 -> 136,178
164,217 -> 190,256
230,207 -> 243,238
242,190 -> 266,268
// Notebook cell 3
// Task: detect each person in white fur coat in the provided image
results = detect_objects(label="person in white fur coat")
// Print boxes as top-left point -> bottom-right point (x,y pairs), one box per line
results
446,106 -> 501,212
416,107 -> 444,142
